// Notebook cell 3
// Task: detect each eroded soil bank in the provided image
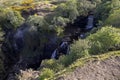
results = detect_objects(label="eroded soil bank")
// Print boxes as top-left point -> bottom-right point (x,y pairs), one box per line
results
58,56 -> 120,80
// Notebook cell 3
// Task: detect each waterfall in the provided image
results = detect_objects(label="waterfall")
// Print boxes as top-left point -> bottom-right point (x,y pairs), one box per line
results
14,30 -> 24,39
67,45 -> 70,54
86,15 -> 94,30
51,41 -> 69,59
13,29 -> 24,51
13,24 -> 31,51
60,42 -> 68,47
80,34 -> 84,38
60,41 -> 70,55
51,49 -> 57,59
79,15 -> 94,38
13,43 -> 18,51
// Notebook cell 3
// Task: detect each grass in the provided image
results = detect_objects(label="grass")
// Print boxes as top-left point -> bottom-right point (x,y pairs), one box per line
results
48,50 -> 120,80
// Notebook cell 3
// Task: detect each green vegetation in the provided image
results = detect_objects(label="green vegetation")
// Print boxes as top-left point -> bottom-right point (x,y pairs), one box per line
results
58,39 -> 89,67
41,39 -> 89,73
41,59 -> 64,72
95,0 -> 120,26
47,51 -> 120,80
39,68 -> 55,80
77,0 -> 96,15
0,0 -> 97,32
88,26 -> 120,55
40,26 -> 120,79
64,50 -> 120,78
26,15 -> 49,30
0,8 -> 24,30
0,0 -> 120,79
55,0 -> 79,23
105,9 -> 120,27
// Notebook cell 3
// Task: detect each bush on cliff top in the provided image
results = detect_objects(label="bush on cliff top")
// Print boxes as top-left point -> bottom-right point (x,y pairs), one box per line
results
88,26 -> 120,55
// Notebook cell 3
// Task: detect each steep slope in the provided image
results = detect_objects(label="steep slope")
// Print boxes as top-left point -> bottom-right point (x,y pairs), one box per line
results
58,56 -> 120,80
17,51 -> 120,80
55,51 -> 120,80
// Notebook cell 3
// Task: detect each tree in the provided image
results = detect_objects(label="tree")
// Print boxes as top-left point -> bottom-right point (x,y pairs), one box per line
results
26,15 -> 49,30
55,0 -> 79,23
95,0 -> 120,25
105,9 -> 120,27
88,26 -> 120,54
0,8 -> 24,31
77,0 -> 96,16
95,0 -> 111,21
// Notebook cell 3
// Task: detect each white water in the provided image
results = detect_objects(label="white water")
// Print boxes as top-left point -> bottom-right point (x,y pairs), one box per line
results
60,42 -> 70,54
80,34 -> 84,38
13,30 -> 22,50
60,42 -> 68,47
51,49 -> 57,59
13,26 -> 30,51
86,15 -> 94,30
51,41 -> 69,59
14,30 -> 24,39
67,45 -> 70,54
13,43 -> 18,50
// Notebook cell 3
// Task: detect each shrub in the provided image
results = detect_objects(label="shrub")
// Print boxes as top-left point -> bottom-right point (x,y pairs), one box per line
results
41,39 -> 90,71
11,0 -> 35,11
26,15 -> 49,30
6,9 -> 25,28
0,8 -> 24,30
21,0 -> 34,6
51,16 -> 69,36
41,59 -> 64,72
26,15 -> 58,47
105,9 -> 120,27
0,0 -> 22,8
70,39 -> 90,58
55,0 -> 79,23
39,68 -> 55,80
55,26 -> 64,36
95,0 -> 120,23
95,1 -> 111,21
77,0 -> 96,15
52,16 -> 69,27
91,0 -> 101,5
58,39 -> 90,67
88,26 -> 120,55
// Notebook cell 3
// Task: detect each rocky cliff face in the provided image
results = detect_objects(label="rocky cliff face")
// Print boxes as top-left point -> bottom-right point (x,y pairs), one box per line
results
0,49 -> 5,80
58,56 -> 120,80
